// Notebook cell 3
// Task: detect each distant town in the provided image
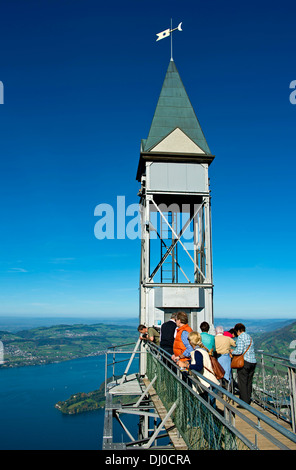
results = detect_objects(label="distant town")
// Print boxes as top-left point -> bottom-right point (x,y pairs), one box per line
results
0,323 -> 138,368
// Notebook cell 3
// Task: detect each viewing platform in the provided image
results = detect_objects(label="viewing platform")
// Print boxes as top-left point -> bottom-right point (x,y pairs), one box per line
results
103,340 -> 296,450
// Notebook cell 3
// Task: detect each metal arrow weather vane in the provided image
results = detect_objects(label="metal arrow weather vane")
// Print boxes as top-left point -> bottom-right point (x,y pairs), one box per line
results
156,19 -> 182,61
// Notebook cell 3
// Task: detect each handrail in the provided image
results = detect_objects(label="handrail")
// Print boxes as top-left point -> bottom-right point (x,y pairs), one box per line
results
107,342 -> 138,350
146,342 -> 296,449
252,351 -> 296,431
256,351 -> 296,367
103,340 -> 296,450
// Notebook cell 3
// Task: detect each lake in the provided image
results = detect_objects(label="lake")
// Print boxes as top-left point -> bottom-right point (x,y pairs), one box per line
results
0,355 -> 138,450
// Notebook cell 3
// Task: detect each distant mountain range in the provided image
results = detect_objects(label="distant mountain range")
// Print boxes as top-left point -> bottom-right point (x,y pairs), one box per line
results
213,317 -> 295,334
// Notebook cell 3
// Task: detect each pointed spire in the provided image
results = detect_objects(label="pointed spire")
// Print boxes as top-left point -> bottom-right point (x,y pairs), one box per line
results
143,60 -> 211,154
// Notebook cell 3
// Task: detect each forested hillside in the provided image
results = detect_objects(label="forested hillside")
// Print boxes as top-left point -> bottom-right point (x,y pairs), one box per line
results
253,321 -> 296,358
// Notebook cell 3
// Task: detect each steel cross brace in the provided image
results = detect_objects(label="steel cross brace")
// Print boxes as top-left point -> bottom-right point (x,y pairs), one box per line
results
133,375 -> 157,408
114,408 -> 160,443
149,198 -> 205,281
149,222 -> 190,282
143,398 -> 179,448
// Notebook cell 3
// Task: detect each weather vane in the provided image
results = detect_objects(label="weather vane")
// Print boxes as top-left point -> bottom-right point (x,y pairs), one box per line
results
156,19 -> 183,61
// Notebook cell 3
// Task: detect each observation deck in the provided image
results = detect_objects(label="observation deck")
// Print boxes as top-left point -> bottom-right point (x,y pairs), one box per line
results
102,340 -> 296,451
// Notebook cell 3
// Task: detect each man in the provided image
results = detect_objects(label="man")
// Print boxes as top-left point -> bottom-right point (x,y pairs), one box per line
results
200,321 -> 215,353
231,323 -> 256,405
171,311 -> 193,363
160,313 -> 177,355
137,324 -> 160,346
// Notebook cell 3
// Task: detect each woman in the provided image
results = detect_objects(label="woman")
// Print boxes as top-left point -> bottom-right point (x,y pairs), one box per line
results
180,331 -> 219,406
215,325 -> 236,388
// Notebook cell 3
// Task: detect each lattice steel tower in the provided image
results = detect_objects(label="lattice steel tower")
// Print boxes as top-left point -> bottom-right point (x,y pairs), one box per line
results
137,60 -> 215,371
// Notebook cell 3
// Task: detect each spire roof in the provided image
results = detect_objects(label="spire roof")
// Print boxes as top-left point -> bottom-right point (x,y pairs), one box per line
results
143,60 -> 211,154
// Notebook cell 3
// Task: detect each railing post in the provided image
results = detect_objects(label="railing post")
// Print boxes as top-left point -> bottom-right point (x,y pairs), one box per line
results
119,337 -> 141,385
105,352 -> 108,396
261,352 -> 266,392
112,351 -> 115,382
288,366 -> 296,433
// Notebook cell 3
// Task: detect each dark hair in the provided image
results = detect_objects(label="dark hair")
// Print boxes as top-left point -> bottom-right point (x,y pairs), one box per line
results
137,324 -> 147,332
200,321 -> 210,332
229,328 -> 237,337
176,311 -> 188,324
234,323 -> 245,333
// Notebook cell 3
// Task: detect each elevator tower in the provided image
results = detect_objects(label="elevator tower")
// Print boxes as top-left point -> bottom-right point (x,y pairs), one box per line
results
137,60 -> 215,366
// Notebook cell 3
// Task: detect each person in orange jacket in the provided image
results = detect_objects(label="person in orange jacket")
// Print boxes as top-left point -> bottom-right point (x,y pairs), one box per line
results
171,311 -> 193,364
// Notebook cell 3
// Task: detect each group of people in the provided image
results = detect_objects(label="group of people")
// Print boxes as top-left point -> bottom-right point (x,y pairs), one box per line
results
138,311 -> 256,406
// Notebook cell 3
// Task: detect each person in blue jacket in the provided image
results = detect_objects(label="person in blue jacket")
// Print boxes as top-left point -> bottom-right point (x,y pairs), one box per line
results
200,321 -> 215,354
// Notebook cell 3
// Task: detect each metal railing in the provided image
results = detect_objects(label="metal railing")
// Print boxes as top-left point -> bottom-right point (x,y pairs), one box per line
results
103,340 -> 296,450
104,340 -> 140,396
146,343 -> 296,450
252,352 -> 296,432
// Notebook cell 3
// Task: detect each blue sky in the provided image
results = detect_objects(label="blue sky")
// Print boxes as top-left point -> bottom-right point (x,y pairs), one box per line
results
0,0 -> 295,319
